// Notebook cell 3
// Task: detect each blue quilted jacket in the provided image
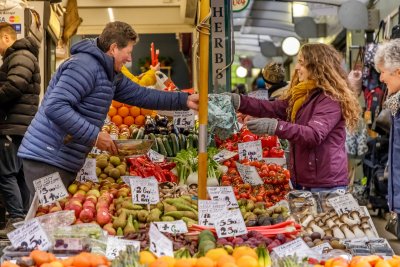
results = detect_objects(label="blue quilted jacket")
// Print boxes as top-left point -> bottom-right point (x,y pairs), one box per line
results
18,38 -> 189,172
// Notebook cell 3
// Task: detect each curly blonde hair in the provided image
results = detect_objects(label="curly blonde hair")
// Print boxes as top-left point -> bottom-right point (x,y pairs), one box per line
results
282,43 -> 361,131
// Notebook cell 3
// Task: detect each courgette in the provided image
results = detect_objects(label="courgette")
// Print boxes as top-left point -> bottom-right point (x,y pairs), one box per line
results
170,133 -> 180,156
136,127 -> 145,139
149,133 -> 158,152
163,137 -> 174,157
186,134 -> 194,149
192,134 -> 198,149
156,137 -> 167,156
178,134 -> 186,151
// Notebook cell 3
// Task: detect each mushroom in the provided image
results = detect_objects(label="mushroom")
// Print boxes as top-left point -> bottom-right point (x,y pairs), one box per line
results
340,213 -> 358,226
351,225 -> 366,238
340,224 -> 356,239
308,221 -> 325,237
301,214 -> 314,227
363,226 -> 375,238
350,211 -> 361,224
334,218 -> 344,227
326,218 -> 336,228
325,228 -> 333,237
361,222 -> 370,229
330,214 -> 339,222
315,216 -> 323,227
332,225 -> 345,239
305,227 -> 314,235
360,216 -> 370,224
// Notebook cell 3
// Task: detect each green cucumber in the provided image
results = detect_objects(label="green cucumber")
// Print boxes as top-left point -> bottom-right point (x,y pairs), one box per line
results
136,127 -> 145,139
149,133 -> 158,152
156,137 -> 167,156
192,134 -> 198,149
179,134 -> 186,151
170,133 -> 179,156
163,137 -> 174,157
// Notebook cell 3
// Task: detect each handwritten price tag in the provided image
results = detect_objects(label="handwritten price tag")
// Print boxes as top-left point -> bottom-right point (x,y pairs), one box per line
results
207,186 -> 238,209
121,176 -> 141,185
311,242 -> 333,254
149,223 -> 173,257
328,194 -> 360,215
213,149 -> 238,163
198,200 -> 227,226
33,172 -> 69,205
155,220 -> 188,234
215,209 -> 247,238
238,140 -> 263,161
90,147 -> 102,155
236,162 -> 263,185
8,219 -> 51,250
272,238 -> 313,258
147,149 -> 165,163
76,158 -> 98,182
130,177 -> 159,204
173,110 -> 195,129
106,236 -> 140,259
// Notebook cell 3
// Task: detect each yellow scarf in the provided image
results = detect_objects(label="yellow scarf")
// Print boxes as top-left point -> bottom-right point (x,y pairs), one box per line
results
290,80 -> 317,122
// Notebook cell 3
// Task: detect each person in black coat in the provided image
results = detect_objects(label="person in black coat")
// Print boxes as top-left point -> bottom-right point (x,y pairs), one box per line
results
0,22 -> 40,234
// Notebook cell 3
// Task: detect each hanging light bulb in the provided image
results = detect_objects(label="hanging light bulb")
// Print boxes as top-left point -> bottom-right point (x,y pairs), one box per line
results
282,37 -> 301,56
236,66 -> 248,78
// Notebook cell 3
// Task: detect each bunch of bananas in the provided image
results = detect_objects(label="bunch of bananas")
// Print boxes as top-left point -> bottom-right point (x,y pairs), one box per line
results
174,248 -> 192,259
256,245 -> 272,267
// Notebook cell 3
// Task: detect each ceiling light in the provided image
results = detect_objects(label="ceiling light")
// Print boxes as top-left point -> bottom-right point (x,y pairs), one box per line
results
108,8 -> 115,22
236,66 -> 248,78
292,3 -> 309,17
282,37 -> 300,56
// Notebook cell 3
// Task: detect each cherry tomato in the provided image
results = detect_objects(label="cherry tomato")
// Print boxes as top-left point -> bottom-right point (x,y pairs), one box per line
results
269,147 -> 285,157
283,169 -> 291,179
268,171 -> 276,177
242,134 -> 257,142
223,161 -> 231,167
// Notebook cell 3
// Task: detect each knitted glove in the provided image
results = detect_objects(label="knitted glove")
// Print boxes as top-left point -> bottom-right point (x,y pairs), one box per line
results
222,92 -> 240,111
247,118 -> 278,136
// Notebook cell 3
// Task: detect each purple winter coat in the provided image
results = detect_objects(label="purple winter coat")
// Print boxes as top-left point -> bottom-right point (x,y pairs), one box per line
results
239,89 -> 348,188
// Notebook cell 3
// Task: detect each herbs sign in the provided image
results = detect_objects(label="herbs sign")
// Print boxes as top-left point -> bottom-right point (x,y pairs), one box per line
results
76,158 -> 98,182
33,172 -> 69,205
130,177 -> 159,204
238,140 -> 263,161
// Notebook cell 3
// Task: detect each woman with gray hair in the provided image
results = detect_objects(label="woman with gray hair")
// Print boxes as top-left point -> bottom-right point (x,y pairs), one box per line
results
374,38 -> 400,238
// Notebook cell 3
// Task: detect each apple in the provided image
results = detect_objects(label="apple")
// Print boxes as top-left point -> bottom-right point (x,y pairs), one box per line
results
109,188 -> 118,198
96,200 -> 109,210
49,205 -> 62,213
73,192 -> 86,202
85,195 -> 98,204
96,208 -> 111,226
78,183 -> 91,192
65,202 -> 83,217
37,205 -> 50,214
79,208 -> 94,223
86,189 -> 100,198
35,211 -> 46,217
68,183 -> 78,194
83,200 -> 96,210
117,188 -> 130,198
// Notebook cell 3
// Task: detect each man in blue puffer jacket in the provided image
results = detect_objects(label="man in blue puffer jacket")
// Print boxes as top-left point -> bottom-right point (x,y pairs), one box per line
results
18,21 -> 199,199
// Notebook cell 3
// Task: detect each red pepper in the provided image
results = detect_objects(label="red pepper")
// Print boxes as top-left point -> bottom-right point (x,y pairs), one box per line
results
260,135 -> 278,148
269,147 -> 285,158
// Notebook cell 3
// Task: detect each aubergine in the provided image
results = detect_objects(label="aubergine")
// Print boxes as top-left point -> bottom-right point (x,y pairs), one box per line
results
155,114 -> 169,127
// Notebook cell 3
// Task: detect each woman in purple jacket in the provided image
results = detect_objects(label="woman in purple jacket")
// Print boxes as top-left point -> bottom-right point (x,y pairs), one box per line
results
230,43 -> 361,191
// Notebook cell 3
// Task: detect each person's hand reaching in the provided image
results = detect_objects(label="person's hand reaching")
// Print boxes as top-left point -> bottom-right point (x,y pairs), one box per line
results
187,94 -> 199,111
246,117 -> 278,136
95,132 -> 118,154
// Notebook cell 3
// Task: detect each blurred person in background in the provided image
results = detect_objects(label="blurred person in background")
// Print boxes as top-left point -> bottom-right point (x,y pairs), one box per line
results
0,22 -> 40,234
262,62 -> 288,100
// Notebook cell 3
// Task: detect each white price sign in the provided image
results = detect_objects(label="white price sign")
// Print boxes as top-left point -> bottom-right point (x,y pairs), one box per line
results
236,162 -> 263,185
8,219 -> 51,250
213,149 -> 238,163
149,223 -> 173,257
198,200 -> 227,226
173,110 -> 195,129
76,158 -> 98,182
33,172 -> 69,205
106,237 -> 140,259
90,147 -> 102,155
311,242 -> 333,254
238,140 -> 263,161
328,194 -> 360,215
207,186 -> 238,209
272,238 -> 314,258
147,149 -> 165,163
215,209 -> 247,238
155,220 -> 188,234
122,175 -> 141,185
130,177 -> 159,204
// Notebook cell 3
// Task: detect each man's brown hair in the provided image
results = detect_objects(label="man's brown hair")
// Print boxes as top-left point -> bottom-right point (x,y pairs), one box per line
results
0,22 -> 16,40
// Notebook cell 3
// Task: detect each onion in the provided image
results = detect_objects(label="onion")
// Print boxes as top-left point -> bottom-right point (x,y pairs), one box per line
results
186,171 -> 198,185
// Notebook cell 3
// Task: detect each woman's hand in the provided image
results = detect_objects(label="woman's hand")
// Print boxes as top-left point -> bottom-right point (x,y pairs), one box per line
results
95,132 -> 118,154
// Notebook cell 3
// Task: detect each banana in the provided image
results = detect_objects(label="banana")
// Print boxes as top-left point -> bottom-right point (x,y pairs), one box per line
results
174,248 -> 184,259
224,245 -> 234,254
264,248 -> 272,267
256,246 -> 265,267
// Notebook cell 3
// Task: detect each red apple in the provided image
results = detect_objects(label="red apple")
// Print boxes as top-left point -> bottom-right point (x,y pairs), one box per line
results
73,192 -> 86,202
83,200 -> 96,210
87,189 -> 100,198
85,195 -> 98,204
79,208 -> 94,223
96,200 -> 109,210
65,202 -> 83,218
96,208 -> 111,226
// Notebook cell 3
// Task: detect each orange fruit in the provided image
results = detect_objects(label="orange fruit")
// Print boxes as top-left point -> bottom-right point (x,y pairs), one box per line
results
49,261 -> 64,267
108,106 -> 117,117
375,260 -> 392,267
140,251 -> 156,265
149,259 -> 169,267
59,257 -> 74,267
141,108 -> 153,116
174,259 -> 194,267
111,115 -> 123,126
123,116 -> 135,126
118,106 -> 130,117
1,261 -> 20,267
158,256 -> 175,267
124,104 -> 132,108
196,257 -> 216,267
135,115 -> 145,126
205,248 -> 228,262
130,106 -> 141,117
236,256 -> 258,267
217,255 -> 235,267
386,258 -> 400,267
232,247 -> 257,261
112,100 -> 123,108
220,263 -> 237,267
72,252 -> 92,267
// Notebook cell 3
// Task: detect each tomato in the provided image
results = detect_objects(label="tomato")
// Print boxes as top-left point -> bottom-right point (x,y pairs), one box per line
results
223,161 -> 231,167
260,135 -> 278,148
260,164 -> 269,172
262,149 -> 269,158
222,181 -> 231,186
283,169 -> 291,179
228,168 -> 238,175
242,134 -> 257,142
243,183 -> 251,189
256,195 -> 264,202
240,158 -> 250,164
240,193 -> 248,198
269,147 -> 285,158
268,171 -> 276,177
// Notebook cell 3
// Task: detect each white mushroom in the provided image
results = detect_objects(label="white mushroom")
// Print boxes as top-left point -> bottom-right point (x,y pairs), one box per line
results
361,222 -> 370,229
301,214 -> 314,227
308,221 -> 325,237
326,218 -> 336,228
305,227 -> 314,235
340,213 -> 358,226
351,225 -> 366,238
325,228 -> 333,237
363,226 -> 375,238
340,224 -> 356,239
334,218 -> 344,227
332,225 -> 345,239
350,211 -> 361,224
360,216 -> 370,224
